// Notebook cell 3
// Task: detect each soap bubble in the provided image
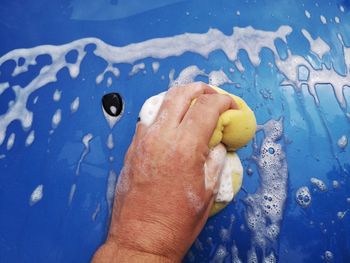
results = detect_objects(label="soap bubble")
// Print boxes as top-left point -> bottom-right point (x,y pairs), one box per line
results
310,177 -> 327,191
296,186 -> 312,208
323,251 -> 333,262
268,147 -> 275,154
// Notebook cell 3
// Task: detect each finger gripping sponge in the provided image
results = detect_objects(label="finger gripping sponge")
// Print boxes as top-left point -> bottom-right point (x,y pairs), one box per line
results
208,86 -> 257,151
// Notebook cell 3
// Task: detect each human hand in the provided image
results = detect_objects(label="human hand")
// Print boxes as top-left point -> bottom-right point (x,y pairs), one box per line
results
93,82 -> 237,263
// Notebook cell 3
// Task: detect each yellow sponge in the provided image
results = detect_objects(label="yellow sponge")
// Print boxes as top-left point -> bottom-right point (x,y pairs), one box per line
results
208,86 -> 256,216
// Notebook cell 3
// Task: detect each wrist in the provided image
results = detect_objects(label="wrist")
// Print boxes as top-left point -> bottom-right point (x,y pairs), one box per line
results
93,238 -> 179,263
108,214 -> 186,261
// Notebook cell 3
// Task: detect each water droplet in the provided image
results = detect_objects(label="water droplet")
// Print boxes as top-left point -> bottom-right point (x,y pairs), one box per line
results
247,167 -> 254,176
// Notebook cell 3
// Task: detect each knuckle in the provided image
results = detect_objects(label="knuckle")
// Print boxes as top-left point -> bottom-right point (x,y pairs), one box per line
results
194,81 -> 209,89
196,94 -> 212,106
213,94 -> 232,110
191,81 -> 209,93
222,94 -> 233,104
165,86 -> 179,99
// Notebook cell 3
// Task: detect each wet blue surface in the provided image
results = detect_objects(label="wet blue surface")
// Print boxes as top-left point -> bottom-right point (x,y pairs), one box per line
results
0,0 -> 349,262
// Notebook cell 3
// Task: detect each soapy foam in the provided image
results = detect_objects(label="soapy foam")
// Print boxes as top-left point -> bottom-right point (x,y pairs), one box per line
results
53,89 -> 62,102
301,29 -> 330,59
68,183 -> 76,205
218,215 -> 235,242
129,63 -> 145,76
211,245 -> 228,263
204,143 -> 227,193
335,16 -> 340,24
338,34 -> 350,74
305,10 -> 311,18
298,65 -> 309,81
0,82 -> 9,96
247,248 -> 258,263
215,153 -> 242,202
332,180 -> 340,188
244,118 -> 287,261
25,130 -> 35,147
337,210 -> 347,220
116,166 -> 131,195
92,203 -> 101,221
6,133 -> 15,150
337,135 -> 347,149
106,170 -> 117,213
30,184 -> 43,206
194,239 -> 204,252
0,84 -> 34,146
232,244 -> 242,263
277,49 -> 350,109
152,61 -> 160,73
320,15 -> 327,24
169,65 -> 205,87
324,251 -> 334,262
310,177 -> 327,191
186,188 -> 204,213
2,23 -> 350,151
51,109 -> 62,129
139,92 -> 166,126
75,133 -> 93,176
2,24 -> 348,150
263,253 -> 276,263
107,77 -> 112,87
96,64 -> 120,84
169,67 -> 232,88
235,60 -> 245,72
106,133 -> 114,149
70,97 -> 80,113
208,70 -> 233,87
0,41 -> 85,120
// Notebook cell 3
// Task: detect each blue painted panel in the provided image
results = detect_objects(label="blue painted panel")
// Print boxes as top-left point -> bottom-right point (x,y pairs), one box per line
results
0,1 -> 349,262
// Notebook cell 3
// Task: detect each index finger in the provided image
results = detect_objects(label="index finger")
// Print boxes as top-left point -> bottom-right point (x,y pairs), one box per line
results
179,93 -> 237,146
155,82 -> 217,127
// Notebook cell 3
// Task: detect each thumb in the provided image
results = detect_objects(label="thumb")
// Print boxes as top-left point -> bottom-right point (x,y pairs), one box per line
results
204,143 -> 227,196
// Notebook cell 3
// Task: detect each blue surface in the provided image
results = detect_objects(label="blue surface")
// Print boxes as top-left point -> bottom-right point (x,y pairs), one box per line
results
0,0 -> 349,262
